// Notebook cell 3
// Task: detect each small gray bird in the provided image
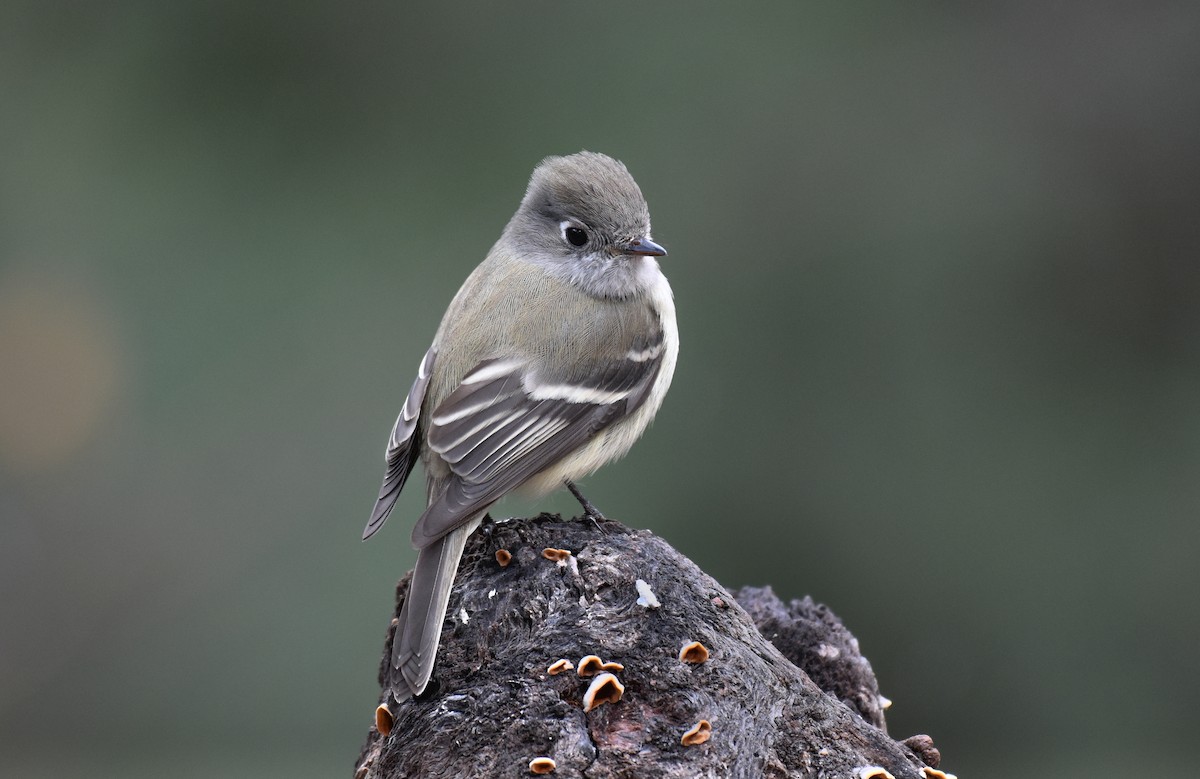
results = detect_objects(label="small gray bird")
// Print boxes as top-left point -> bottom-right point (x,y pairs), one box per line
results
364,151 -> 678,698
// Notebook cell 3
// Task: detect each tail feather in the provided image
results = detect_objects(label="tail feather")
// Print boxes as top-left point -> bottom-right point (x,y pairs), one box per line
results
391,515 -> 483,697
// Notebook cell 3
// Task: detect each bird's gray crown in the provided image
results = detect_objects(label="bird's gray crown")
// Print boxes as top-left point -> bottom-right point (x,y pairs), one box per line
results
503,151 -> 661,300
521,151 -> 651,238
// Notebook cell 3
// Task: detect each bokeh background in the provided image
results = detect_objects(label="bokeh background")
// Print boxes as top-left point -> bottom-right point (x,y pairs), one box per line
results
3,3 -> 1198,777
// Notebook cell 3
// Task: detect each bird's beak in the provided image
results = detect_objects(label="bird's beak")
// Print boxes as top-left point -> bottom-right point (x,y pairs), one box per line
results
623,237 -> 667,257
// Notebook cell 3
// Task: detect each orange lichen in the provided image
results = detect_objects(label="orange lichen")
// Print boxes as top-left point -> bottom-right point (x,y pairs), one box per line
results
681,719 -> 712,746
856,768 -> 896,779
547,658 -> 573,675
582,673 -> 624,711
541,547 -> 571,562
576,655 -> 604,677
920,769 -> 956,779
679,641 -> 710,664
528,757 -> 557,774
600,661 -> 624,672
495,549 -> 512,567
374,703 -> 393,737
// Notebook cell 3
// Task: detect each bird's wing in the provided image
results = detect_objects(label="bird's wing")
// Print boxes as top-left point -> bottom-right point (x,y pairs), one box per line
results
362,348 -> 437,540
411,332 -> 665,548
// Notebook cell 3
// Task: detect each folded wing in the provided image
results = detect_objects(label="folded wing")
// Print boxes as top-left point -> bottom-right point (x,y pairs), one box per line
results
412,332 -> 664,548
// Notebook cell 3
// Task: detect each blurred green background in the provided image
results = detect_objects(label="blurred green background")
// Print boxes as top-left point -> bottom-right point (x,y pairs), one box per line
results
2,3 -> 1198,777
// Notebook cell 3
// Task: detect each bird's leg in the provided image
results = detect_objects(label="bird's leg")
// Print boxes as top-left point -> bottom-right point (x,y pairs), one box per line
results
565,480 -> 607,529
478,512 -> 496,539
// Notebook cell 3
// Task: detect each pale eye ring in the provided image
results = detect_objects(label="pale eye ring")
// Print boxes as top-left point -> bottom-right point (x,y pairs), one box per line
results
560,221 -> 588,247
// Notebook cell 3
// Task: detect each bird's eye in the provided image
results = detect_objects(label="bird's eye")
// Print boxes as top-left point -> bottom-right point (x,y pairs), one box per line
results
563,225 -> 588,247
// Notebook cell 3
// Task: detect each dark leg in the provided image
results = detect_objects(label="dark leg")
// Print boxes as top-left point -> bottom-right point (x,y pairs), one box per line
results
478,512 -> 496,538
565,480 -> 606,525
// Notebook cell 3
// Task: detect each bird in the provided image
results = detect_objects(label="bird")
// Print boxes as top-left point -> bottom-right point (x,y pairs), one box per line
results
363,151 -> 678,698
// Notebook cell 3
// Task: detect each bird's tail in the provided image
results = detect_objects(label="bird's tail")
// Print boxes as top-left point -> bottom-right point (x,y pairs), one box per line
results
391,514 -> 483,697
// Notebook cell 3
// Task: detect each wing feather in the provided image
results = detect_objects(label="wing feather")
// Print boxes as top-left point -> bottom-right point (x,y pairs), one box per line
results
362,348 -> 437,540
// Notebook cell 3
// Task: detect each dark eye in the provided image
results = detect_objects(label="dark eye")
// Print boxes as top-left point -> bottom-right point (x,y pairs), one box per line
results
565,226 -> 588,247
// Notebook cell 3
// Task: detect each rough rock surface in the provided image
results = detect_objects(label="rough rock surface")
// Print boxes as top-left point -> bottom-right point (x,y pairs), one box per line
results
355,514 -> 943,779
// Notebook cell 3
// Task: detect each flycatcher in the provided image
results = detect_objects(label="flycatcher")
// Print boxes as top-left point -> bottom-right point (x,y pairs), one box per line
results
364,151 -> 678,698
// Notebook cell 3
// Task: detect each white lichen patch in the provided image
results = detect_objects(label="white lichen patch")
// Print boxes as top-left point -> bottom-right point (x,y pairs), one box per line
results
635,578 -> 660,608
